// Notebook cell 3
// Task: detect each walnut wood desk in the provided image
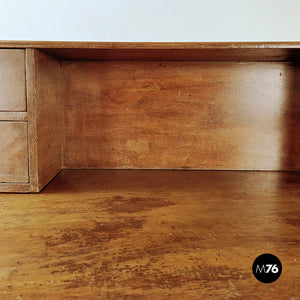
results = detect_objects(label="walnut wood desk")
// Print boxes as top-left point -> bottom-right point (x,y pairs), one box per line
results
0,42 -> 299,192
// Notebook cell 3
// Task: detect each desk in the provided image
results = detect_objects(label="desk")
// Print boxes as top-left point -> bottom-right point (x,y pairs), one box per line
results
0,42 -> 299,192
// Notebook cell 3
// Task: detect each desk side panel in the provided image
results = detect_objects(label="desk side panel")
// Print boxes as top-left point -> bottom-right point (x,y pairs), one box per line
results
34,50 -> 63,190
27,49 -> 63,192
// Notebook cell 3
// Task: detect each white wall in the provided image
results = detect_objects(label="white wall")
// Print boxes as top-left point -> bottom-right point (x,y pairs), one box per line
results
0,0 -> 299,42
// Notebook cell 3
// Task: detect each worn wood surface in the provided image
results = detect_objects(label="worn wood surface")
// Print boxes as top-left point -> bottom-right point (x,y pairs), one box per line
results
0,170 -> 299,299
26,50 -> 63,192
62,61 -> 299,171
0,49 -> 26,111
0,122 -> 28,184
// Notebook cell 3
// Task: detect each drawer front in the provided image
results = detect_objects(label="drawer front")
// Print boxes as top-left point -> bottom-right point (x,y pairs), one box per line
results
0,122 -> 28,183
0,50 -> 26,111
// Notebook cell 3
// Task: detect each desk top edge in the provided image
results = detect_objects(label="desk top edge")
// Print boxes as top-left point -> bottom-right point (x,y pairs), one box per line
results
0,41 -> 300,49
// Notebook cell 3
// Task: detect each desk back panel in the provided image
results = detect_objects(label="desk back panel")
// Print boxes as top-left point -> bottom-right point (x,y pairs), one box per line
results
62,61 -> 300,170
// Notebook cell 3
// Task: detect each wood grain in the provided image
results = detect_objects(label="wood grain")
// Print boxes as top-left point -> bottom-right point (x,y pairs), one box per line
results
0,49 -> 26,111
282,63 -> 300,170
62,61 -> 299,170
0,112 -> 27,121
28,50 -> 63,192
43,48 -> 300,62
0,183 -> 30,193
0,122 -> 28,183
0,170 -> 299,299
1,42 -> 299,192
25,49 -> 39,192
0,42 -> 299,61
1,41 -> 300,49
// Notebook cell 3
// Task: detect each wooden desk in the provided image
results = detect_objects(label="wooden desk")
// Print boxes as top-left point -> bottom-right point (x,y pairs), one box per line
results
0,42 -> 299,192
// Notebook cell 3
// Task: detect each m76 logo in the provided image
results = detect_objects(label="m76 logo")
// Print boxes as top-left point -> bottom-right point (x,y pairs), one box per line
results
255,264 -> 279,274
252,254 -> 282,283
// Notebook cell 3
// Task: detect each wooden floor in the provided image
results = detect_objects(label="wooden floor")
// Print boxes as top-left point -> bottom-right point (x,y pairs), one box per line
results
0,170 -> 299,299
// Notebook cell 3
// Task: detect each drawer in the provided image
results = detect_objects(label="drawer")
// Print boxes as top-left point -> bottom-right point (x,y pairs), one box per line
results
0,49 -> 26,111
0,122 -> 28,183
